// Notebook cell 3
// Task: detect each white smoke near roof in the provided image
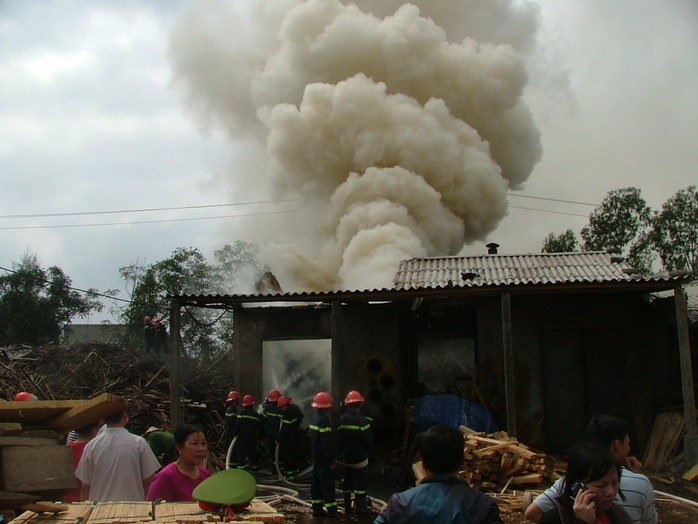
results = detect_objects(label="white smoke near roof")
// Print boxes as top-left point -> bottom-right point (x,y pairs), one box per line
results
169,0 -> 542,291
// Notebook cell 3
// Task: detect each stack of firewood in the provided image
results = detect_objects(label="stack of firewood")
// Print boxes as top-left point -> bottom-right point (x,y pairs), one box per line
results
458,426 -> 557,491
414,426 -> 558,493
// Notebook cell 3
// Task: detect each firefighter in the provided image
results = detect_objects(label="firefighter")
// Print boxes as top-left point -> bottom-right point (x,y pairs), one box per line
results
225,391 -> 241,468
276,395 -> 304,477
309,391 -> 340,518
338,390 -> 373,515
233,395 -> 262,471
261,388 -> 283,465
143,316 -> 155,355
153,317 -> 169,355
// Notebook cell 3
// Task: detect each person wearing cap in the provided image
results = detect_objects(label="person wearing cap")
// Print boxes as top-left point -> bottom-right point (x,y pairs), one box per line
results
261,388 -> 283,466
276,396 -> 304,477
144,427 -> 176,467
309,391 -> 339,518
339,390 -> 373,515
232,395 -> 262,471
224,391 -> 241,468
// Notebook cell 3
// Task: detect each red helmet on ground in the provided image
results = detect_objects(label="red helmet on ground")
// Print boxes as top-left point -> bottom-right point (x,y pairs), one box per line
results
14,392 -> 38,401
242,394 -> 254,407
277,396 -> 292,408
344,390 -> 365,405
226,391 -> 240,402
266,388 -> 281,402
311,391 -> 332,409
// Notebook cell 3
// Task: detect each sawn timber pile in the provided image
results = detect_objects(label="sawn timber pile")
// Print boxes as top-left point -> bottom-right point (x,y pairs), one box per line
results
0,343 -> 234,470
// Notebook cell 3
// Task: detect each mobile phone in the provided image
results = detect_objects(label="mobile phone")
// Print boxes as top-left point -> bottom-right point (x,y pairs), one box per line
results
570,480 -> 586,499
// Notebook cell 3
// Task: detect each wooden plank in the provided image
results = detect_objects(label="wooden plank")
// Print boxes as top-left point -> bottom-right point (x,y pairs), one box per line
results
1,444 -> 75,494
20,503 -> 67,514
0,437 -> 61,446
467,435 -> 542,460
0,401 -> 83,426
0,491 -> 41,510
45,393 -> 128,431
11,502 -> 93,524
683,462 -> 698,482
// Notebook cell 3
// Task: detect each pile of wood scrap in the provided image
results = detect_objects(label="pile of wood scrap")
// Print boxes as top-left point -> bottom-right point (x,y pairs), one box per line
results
0,343 -> 236,470
642,412 -> 685,471
412,426 -> 557,493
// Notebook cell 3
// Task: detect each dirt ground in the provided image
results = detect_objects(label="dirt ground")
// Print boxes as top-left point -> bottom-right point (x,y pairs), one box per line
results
257,468 -> 698,523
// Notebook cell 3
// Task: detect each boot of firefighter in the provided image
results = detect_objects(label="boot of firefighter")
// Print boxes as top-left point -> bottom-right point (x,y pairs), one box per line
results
355,493 -> 372,515
311,503 -> 326,518
343,493 -> 354,515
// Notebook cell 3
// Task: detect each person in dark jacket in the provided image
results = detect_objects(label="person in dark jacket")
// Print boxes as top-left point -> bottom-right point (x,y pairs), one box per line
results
232,395 -> 262,471
276,395 -> 304,476
153,317 -> 169,355
143,316 -> 155,355
373,424 -> 502,524
261,388 -> 283,465
224,391 -> 241,468
339,390 -> 373,515
309,391 -> 339,518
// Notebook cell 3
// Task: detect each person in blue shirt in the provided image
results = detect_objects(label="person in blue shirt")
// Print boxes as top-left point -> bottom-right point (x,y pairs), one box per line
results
373,424 -> 502,524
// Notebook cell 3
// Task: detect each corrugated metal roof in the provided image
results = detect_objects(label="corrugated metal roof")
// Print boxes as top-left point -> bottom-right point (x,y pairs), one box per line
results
393,251 -> 685,290
174,251 -> 691,306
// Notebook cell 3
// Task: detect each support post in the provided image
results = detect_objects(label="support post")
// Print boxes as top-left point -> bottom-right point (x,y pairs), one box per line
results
331,301 -> 342,425
169,302 -> 182,430
501,292 -> 516,436
675,286 -> 698,464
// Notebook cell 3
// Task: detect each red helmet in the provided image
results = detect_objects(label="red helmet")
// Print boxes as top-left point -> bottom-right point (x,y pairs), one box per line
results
344,390 -> 365,405
144,316 -> 152,324
266,388 -> 281,402
14,392 -> 38,402
226,391 -> 240,402
311,391 -> 332,409
242,394 -> 254,407
277,396 -> 292,408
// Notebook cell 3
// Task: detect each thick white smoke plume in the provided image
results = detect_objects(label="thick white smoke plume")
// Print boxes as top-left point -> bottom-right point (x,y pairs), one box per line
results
169,0 -> 542,291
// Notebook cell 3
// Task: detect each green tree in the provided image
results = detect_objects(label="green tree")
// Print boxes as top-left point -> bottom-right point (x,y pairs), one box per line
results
651,186 -> 698,276
119,247 -> 221,359
0,254 -> 103,346
581,187 -> 654,274
542,229 -> 579,253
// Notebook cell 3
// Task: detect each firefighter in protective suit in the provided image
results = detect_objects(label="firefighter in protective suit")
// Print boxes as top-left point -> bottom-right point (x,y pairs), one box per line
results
276,395 -> 304,477
233,395 -> 262,471
309,391 -> 339,518
339,390 -> 373,515
225,391 -> 241,468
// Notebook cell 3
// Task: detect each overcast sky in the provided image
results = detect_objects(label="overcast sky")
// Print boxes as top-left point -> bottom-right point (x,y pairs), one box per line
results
1,0 -> 696,323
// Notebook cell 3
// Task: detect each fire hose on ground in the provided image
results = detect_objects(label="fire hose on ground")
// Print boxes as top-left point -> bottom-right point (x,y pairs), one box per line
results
225,437 -> 387,512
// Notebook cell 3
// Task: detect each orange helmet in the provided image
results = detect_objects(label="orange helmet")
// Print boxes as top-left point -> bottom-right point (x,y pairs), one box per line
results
14,392 -> 38,401
226,391 -> 240,402
344,390 -> 365,405
242,394 -> 254,407
277,396 -> 292,408
311,391 -> 332,409
266,388 -> 281,402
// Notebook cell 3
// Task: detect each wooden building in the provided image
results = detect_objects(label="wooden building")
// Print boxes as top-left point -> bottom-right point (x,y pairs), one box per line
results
170,251 -> 695,458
